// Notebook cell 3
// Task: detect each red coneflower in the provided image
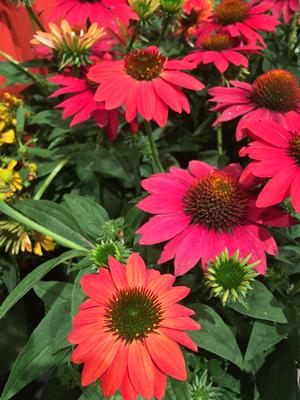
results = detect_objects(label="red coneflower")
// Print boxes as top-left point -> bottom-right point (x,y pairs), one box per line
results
68,253 -> 200,400
184,32 -> 262,73
49,73 -> 119,142
88,46 -> 204,127
52,0 -> 138,33
136,161 -> 294,275
240,113 -> 300,212
196,0 -> 279,47
209,69 -> 300,140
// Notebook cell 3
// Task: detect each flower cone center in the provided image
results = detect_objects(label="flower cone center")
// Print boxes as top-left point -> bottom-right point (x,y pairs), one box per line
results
106,287 -> 162,342
184,171 -> 248,232
125,49 -> 166,81
252,69 -> 300,112
289,134 -> 300,166
215,0 -> 249,25
201,33 -> 233,51
212,259 -> 247,290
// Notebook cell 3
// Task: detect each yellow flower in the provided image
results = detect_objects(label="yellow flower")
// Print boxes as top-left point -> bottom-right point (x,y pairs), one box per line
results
0,129 -> 15,146
32,232 -> 56,256
0,220 -> 32,255
31,20 -> 106,68
25,162 -> 38,181
0,160 -> 22,193
129,0 -> 160,19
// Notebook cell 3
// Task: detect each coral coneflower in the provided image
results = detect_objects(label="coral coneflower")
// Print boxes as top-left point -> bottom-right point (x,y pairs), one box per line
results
136,161 -> 294,275
52,0 -> 138,33
49,73 -> 119,142
209,69 -> 300,140
177,0 -> 213,39
184,32 -> 262,73
88,46 -> 204,127
196,0 -> 279,47
68,253 -> 200,400
271,0 -> 299,24
240,113 -> 300,212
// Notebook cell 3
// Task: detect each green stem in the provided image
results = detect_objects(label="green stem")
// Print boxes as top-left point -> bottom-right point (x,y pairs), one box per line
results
127,21 -> 140,53
0,50 -> 47,91
25,4 -> 45,31
34,158 -> 69,200
287,14 -> 297,61
144,121 -> 164,172
216,118 -> 223,157
0,202 -> 89,252
157,15 -> 172,46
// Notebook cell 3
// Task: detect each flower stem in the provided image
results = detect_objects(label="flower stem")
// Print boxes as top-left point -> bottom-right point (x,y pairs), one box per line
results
157,15 -> 172,46
144,121 -> 164,172
216,119 -> 223,157
127,22 -> 140,53
34,158 -> 69,200
25,4 -> 45,31
0,202 -> 89,252
0,50 -> 47,91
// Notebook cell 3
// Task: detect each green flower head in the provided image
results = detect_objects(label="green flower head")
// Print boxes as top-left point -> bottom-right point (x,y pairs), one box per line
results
206,249 -> 259,305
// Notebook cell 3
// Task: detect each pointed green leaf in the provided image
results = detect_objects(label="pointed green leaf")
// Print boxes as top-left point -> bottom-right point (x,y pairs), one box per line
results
190,304 -> 243,369
0,250 -> 84,319
228,281 -> 287,323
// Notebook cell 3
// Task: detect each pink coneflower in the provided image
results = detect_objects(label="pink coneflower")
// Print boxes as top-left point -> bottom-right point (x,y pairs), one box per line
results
209,69 -> 300,140
52,0 -> 138,33
68,253 -> 200,400
49,73 -> 119,142
136,161 -> 294,276
184,32 -> 262,73
196,0 -> 279,47
271,0 -> 299,24
240,113 -> 300,212
87,46 -> 204,127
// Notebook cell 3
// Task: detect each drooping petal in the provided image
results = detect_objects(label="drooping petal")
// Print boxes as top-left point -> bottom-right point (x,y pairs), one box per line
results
128,340 -> 155,399
146,332 -> 187,380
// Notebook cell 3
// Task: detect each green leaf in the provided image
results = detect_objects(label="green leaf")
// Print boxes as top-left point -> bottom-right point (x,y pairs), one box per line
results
165,378 -> 191,400
228,281 -> 287,323
244,320 -> 289,362
12,199 -> 94,250
190,304 -> 243,369
208,360 -> 240,394
16,105 -> 25,134
64,194 -> 109,240
256,342 -> 299,400
34,281 -> 73,309
0,250 -> 84,319
71,268 -> 90,318
0,301 -> 71,400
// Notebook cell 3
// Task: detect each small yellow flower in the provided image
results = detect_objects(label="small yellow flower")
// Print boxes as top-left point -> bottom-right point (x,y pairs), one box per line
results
25,162 -> 38,181
32,232 -> 56,256
129,0 -> 160,19
31,20 -> 106,68
0,129 -> 15,146
0,160 -> 22,193
0,220 -> 32,255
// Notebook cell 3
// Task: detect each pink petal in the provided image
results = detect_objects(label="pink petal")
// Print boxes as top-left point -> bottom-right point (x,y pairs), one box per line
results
159,327 -> 198,351
137,213 -> 191,245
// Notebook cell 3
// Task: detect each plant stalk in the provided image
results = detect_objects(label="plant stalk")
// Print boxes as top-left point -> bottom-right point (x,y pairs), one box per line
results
144,121 -> 164,172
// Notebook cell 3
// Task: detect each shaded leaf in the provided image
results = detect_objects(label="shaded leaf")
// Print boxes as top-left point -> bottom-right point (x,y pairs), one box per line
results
190,304 -> 243,369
